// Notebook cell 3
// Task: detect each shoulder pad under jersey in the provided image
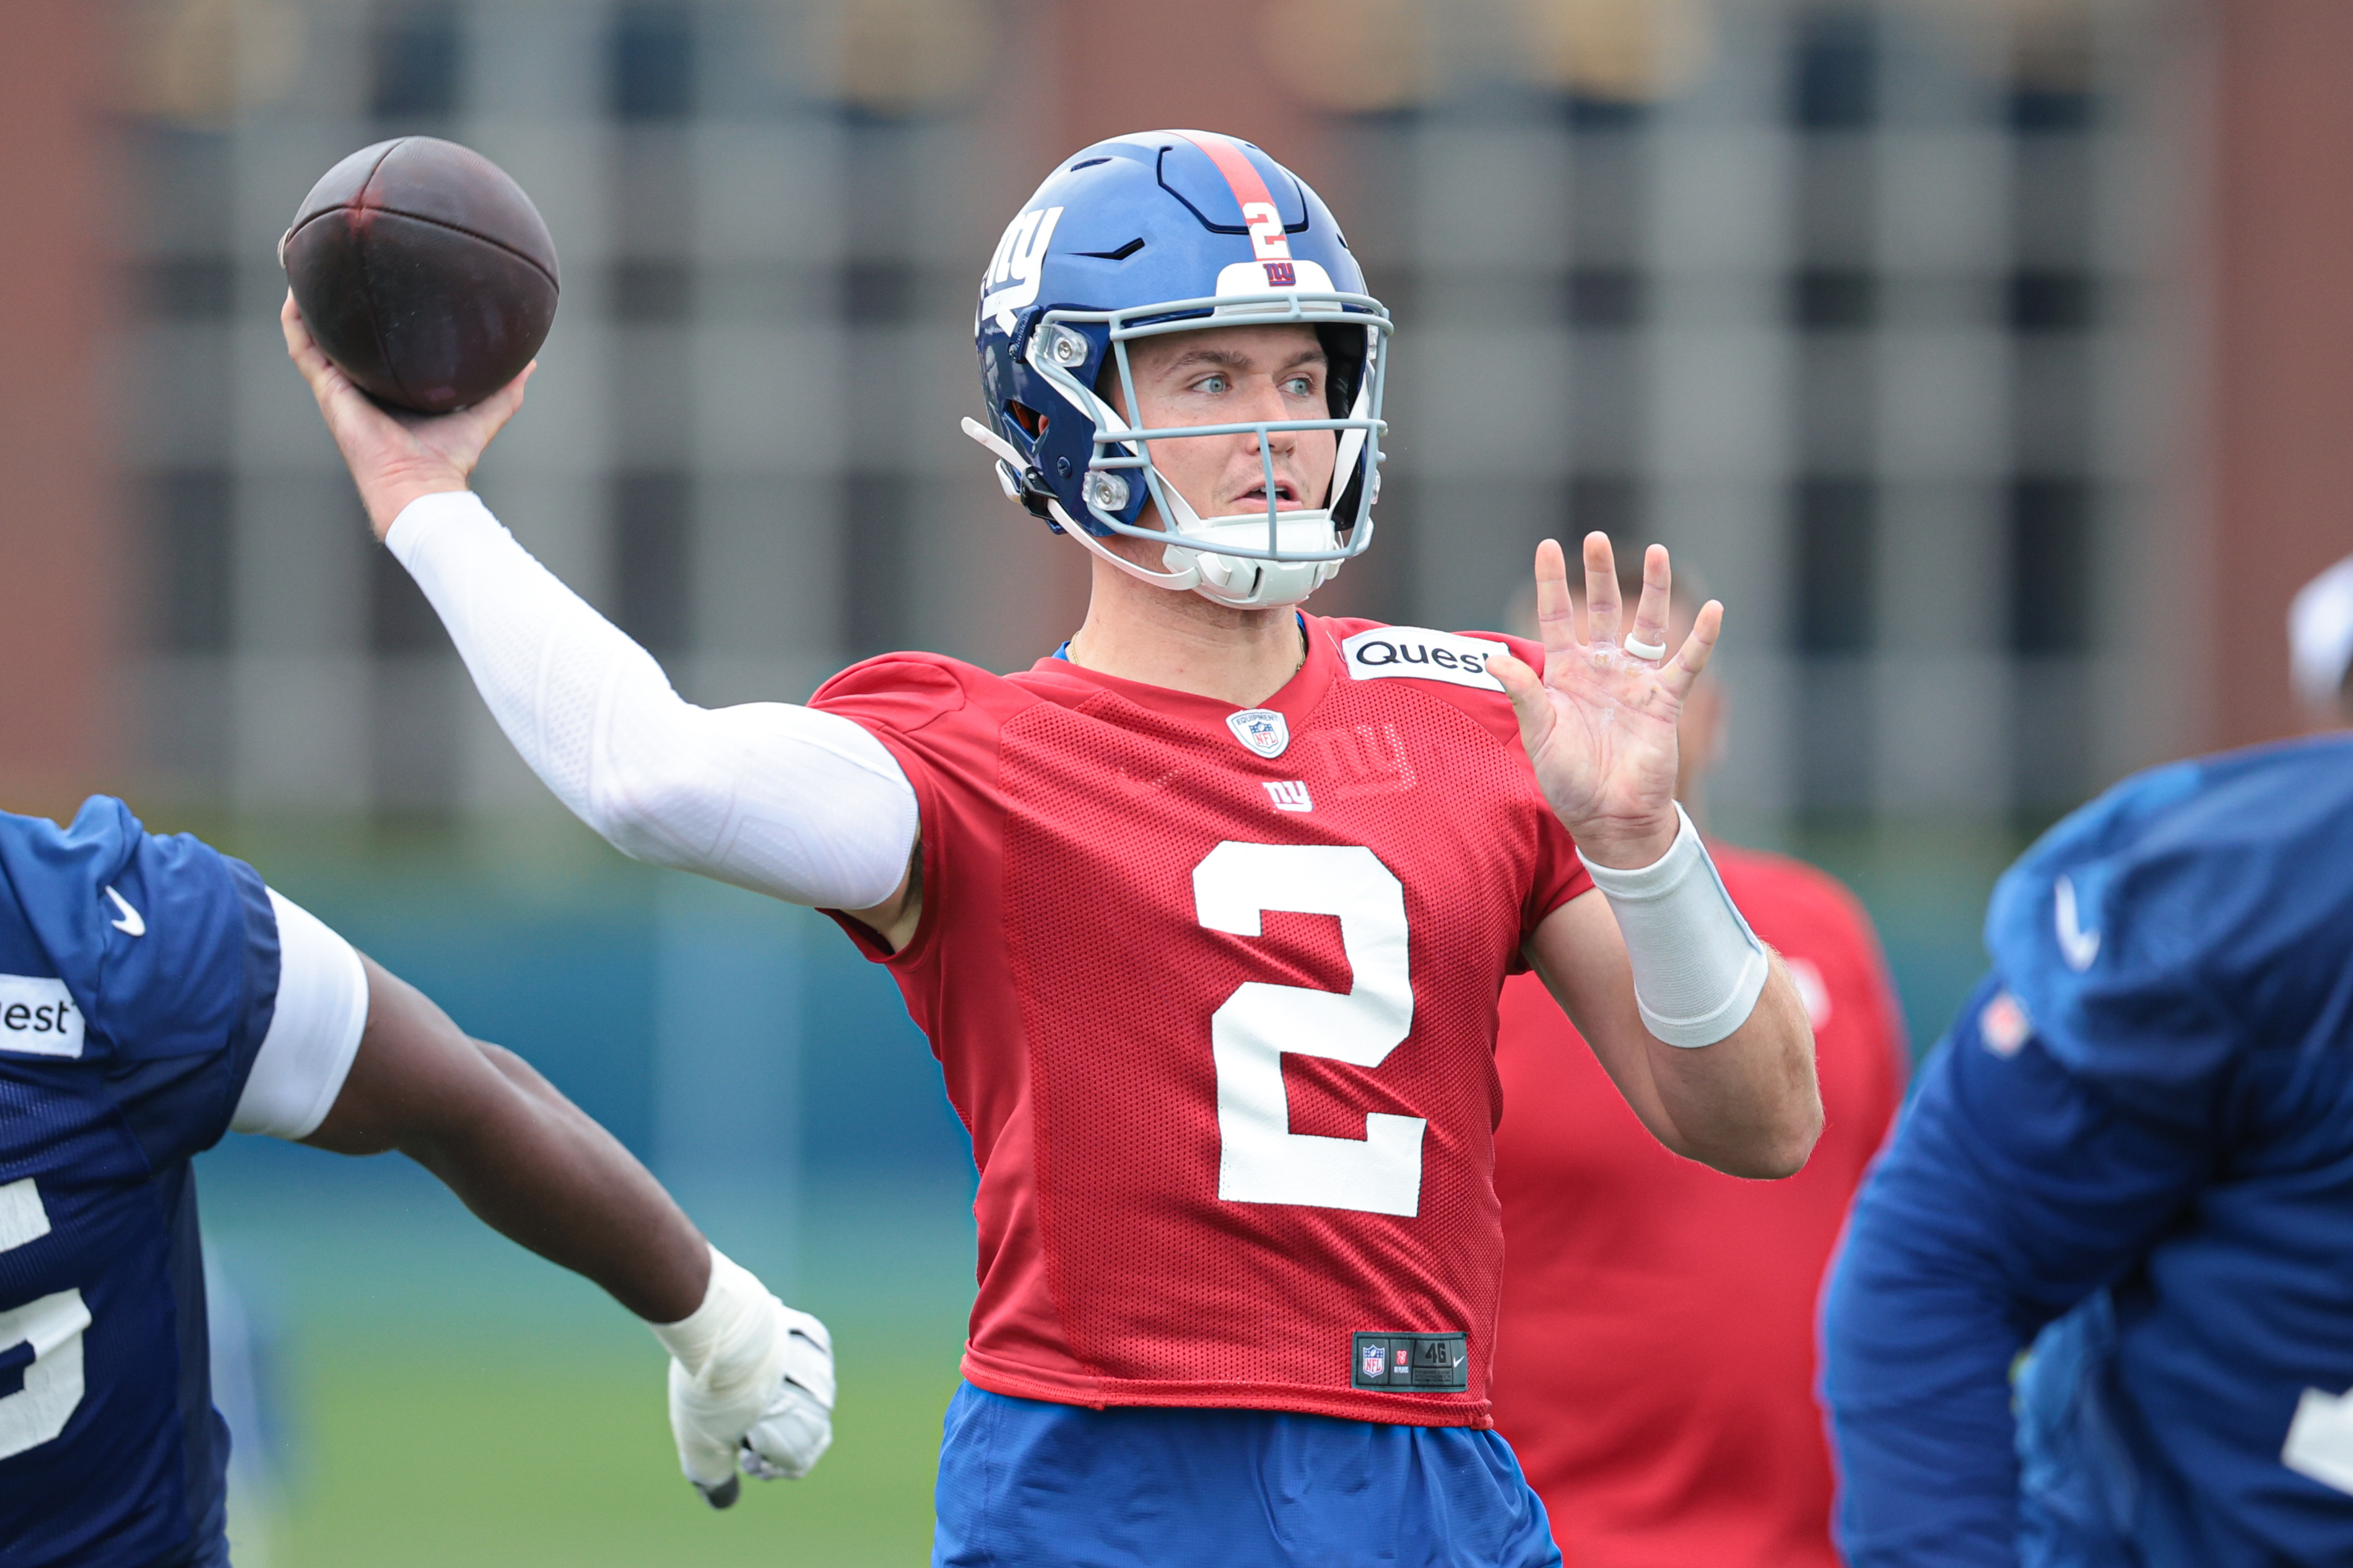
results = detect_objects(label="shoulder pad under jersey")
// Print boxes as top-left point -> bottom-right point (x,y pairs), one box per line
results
1985,735 -> 2353,1111
0,796 -> 276,1064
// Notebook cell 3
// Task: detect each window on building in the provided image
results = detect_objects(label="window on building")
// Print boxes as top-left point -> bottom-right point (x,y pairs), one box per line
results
1793,475 -> 1875,655
2008,476 -> 2093,655
1791,266 -> 1875,332
2009,20 -> 2099,134
1791,9 -> 1877,131
149,471 -> 235,655
614,473 -> 694,653
369,542 -> 446,655
1565,95 -> 1647,133
611,4 -> 695,121
842,472 -> 909,659
370,0 -> 463,120
611,258 -> 694,323
2007,269 -> 2098,334
842,258 -> 918,326
1567,474 -> 1643,544
144,258 -> 236,320
1565,266 -> 1645,330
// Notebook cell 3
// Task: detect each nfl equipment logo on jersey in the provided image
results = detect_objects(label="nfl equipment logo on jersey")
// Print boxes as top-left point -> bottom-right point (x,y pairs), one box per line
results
1360,1342 -> 1387,1379
1225,708 -> 1290,759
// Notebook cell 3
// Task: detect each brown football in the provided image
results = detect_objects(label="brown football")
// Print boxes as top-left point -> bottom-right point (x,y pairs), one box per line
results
281,137 -> 559,414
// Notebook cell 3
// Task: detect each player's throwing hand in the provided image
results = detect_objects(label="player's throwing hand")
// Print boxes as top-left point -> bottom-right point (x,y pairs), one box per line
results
1487,533 -> 1723,869
281,292 -> 531,541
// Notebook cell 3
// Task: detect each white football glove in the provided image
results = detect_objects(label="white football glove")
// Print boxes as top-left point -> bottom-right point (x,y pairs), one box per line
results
650,1247 -> 835,1507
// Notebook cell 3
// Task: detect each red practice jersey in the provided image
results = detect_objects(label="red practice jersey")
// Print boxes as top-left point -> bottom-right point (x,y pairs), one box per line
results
1489,846 -> 1907,1566
811,616 -> 1592,1426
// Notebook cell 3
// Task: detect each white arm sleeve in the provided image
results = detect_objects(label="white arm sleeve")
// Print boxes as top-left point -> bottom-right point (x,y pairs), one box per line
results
385,491 -> 918,908
232,891 -> 369,1140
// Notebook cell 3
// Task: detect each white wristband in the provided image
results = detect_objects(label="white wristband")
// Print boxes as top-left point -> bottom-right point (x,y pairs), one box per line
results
1578,804 -> 1770,1048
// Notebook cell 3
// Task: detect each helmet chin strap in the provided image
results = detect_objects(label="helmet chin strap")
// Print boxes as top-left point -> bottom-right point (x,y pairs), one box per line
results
957,416 -> 1343,609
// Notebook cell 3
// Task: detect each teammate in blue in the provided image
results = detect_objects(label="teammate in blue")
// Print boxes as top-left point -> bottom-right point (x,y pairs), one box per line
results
1820,730 -> 2353,1565
0,796 -> 835,1566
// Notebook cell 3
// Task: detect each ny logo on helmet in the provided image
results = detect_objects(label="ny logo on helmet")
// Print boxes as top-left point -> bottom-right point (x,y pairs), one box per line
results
981,206 -> 1064,335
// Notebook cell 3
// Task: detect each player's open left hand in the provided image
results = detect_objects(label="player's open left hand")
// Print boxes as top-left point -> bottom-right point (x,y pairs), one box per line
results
281,292 -> 531,542
1487,534 -> 1722,869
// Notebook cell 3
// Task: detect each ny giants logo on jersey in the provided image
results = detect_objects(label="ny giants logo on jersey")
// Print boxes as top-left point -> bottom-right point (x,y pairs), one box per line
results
980,206 -> 1064,335
1263,781 -> 1314,813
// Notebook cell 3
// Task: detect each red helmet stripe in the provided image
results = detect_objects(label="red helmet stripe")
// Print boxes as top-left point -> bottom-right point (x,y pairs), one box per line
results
1170,129 -> 1294,261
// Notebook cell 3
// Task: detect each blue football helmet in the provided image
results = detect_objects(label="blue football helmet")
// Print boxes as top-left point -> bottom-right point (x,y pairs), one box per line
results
960,130 -> 1392,609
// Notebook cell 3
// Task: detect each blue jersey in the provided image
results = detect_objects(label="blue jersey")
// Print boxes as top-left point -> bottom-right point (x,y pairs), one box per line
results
0,798 -> 280,1568
1821,734 -> 2353,1567
932,1383 -> 1562,1567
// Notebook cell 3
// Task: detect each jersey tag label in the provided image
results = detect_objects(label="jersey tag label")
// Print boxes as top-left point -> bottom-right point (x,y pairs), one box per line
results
1340,627 -> 1506,692
1226,707 -> 1290,758
0,976 -> 84,1060
1350,1331 -> 1468,1392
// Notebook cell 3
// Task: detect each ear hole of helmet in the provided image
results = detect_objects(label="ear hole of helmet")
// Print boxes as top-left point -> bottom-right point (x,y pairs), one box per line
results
1316,321 -> 1374,535
1329,455 -> 1367,537
1315,322 -> 1368,422
1006,401 -> 1049,441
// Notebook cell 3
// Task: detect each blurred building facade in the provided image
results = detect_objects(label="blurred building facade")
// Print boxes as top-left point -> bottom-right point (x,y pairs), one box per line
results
2,0 -> 2345,836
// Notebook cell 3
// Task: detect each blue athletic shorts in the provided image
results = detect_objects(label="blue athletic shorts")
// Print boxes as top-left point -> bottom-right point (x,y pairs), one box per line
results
933,1382 -> 1563,1567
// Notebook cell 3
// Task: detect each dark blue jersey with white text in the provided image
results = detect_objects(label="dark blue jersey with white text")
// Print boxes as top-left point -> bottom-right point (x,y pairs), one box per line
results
0,798 -> 279,1568
1821,735 -> 2353,1566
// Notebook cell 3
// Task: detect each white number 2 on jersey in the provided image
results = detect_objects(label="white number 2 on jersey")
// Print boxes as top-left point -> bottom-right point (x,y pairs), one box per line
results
1193,842 -> 1426,1216
0,1177 -> 90,1460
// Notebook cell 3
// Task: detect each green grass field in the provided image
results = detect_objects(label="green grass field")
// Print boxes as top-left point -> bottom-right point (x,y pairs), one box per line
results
206,1170 -> 975,1567
266,1336 -> 956,1566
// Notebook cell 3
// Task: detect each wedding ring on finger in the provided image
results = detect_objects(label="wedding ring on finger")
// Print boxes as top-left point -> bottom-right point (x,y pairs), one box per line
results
1622,634 -> 1668,662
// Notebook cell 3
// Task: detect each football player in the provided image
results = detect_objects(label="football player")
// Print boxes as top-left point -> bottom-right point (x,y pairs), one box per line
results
284,129 -> 1820,1566
1489,564 -> 1908,1566
0,796 -> 833,1567
1820,681 -> 2353,1553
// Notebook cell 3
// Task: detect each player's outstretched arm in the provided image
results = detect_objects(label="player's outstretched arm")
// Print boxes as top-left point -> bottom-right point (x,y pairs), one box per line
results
302,954 -> 835,1504
282,295 -> 920,926
303,954 -> 708,1318
1498,534 -> 1821,1178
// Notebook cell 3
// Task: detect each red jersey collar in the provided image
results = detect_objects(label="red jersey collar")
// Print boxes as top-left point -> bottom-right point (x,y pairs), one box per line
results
1025,612 -> 1344,731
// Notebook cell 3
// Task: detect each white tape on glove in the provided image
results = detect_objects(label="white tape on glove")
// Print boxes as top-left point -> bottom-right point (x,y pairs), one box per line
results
649,1247 -> 835,1500
1578,803 -> 1771,1048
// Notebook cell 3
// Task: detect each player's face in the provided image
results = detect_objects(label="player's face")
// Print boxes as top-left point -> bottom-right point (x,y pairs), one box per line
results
1111,324 -> 1337,527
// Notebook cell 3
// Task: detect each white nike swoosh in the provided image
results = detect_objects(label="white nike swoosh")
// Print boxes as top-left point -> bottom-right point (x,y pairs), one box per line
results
104,886 -> 146,938
2054,874 -> 2098,972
